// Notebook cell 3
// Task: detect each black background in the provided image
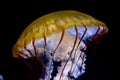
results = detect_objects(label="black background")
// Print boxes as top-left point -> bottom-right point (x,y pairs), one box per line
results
0,0 -> 114,80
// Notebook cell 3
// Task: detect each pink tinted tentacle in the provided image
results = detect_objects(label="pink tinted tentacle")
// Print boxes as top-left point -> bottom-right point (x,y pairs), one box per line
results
43,36 -> 47,54
47,28 -> 64,79
17,53 -> 34,80
71,26 -> 100,75
93,26 -> 103,47
32,37 -> 45,64
99,26 -> 109,41
71,47 -> 86,74
24,44 -> 39,65
17,49 -> 36,79
71,49 -> 82,74
72,26 -> 100,74
70,25 -> 87,74
17,52 -> 33,70
76,26 -> 87,51
92,26 -> 107,52
43,36 -> 51,80
93,26 -> 101,40
24,40 -> 43,68
86,26 -> 101,54
73,26 -> 100,74
24,44 -> 34,57
59,26 -> 78,80
32,38 -> 45,77
95,26 -> 107,44
69,25 -> 78,74
89,26 -> 100,44
84,26 -> 100,50
32,38 -> 37,57
18,51 -> 30,58
18,47 -> 36,71
54,29 -> 65,53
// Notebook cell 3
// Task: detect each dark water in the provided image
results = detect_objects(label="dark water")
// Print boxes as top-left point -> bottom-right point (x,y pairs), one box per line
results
0,0 -> 113,80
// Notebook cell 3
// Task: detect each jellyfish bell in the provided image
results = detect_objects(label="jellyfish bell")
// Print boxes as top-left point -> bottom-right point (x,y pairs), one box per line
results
12,10 -> 108,80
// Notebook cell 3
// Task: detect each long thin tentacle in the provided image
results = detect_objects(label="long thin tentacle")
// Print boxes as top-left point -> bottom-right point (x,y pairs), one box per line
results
59,26 -> 78,80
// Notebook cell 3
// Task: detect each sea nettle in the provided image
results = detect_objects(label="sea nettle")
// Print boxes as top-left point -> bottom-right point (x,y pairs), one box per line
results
12,10 -> 109,80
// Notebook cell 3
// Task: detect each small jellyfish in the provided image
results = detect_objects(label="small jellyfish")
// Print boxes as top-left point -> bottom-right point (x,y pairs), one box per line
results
0,74 -> 4,80
12,10 -> 108,80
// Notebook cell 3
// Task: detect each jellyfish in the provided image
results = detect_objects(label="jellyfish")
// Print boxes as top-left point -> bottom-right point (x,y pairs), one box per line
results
0,74 -> 4,80
12,10 -> 108,80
